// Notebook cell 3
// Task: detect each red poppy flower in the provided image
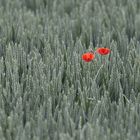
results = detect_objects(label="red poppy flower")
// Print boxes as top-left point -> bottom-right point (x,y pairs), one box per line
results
96,47 -> 111,55
82,52 -> 95,62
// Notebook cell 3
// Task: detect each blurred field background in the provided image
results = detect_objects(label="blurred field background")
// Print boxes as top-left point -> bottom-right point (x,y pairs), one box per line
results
0,0 -> 140,139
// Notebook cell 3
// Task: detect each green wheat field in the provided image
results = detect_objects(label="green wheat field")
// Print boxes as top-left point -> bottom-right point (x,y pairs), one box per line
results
0,0 -> 140,140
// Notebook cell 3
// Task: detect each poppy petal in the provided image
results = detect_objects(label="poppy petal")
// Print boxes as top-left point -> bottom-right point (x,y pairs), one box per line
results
96,48 -> 110,55
82,52 -> 95,62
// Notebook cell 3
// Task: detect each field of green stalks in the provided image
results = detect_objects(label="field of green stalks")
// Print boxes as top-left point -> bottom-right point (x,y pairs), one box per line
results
0,0 -> 140,139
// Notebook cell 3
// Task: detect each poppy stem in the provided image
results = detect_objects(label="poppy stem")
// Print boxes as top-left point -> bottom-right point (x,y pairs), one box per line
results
89,48 -> 94,54
94,64 -> 104,82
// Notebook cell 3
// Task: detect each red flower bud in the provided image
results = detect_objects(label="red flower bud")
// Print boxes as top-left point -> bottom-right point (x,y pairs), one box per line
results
82,52 -> 95,62
96,47 -> 111,55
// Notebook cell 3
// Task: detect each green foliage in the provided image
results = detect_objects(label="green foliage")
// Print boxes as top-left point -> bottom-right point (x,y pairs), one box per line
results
0,0 -> 140,139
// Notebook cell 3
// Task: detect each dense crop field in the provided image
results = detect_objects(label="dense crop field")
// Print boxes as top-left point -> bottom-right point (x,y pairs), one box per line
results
0,0 -> 140,139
